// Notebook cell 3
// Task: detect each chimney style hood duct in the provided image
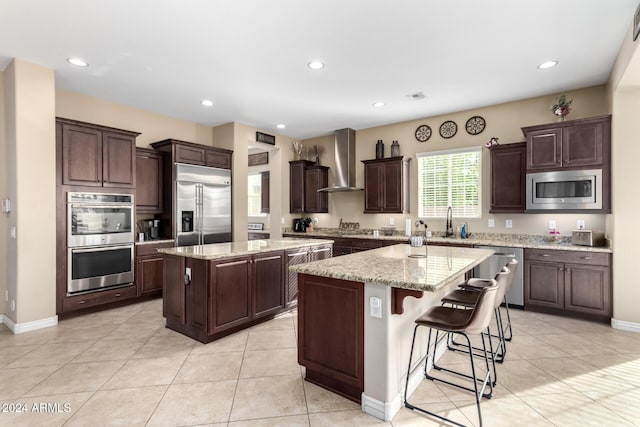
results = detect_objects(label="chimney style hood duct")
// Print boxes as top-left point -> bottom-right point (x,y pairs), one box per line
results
318,128 -> 363,192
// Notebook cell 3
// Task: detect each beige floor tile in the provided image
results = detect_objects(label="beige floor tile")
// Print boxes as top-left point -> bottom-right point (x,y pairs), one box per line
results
47,322 -> 121,343
506,335 -> 571,360
71,338 -> 144,363
577,353 -> 640,387
64,385 -> 167,427
101,321 -> 162,341
240,348 -> 300,378
509,318 -> 557,336
102,355 -> 186,389
245,329 -> 297,351
0,345 -> 39,367
249,315 -> 295,332
230,375 -> 306,421
520,392 -> 636,426
496,360 -> 575,396
303,381 -> 360,413
0,391 -> 93,427
174,351 -> 243,383
24,360 -> 125,397
455,396 -> 554,427
132,333 -> 196,359
228,414 -> 310,426
528,357 -> 601,381
535,333 -> 618,357
309,409 -> 391,426
582,332 -> 640,354
405,377 -> 452,405
0,365 -> 61,400
392,404 -> 471,427
0,327 -> 60,347
584,388 -> 640,425
190,331 -> 248,355
6,342 -> 93,368
146,380 -> 237,426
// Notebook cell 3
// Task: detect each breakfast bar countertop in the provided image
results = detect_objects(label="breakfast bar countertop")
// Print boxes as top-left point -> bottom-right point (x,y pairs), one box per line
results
289,244 -> 494,291
157,238 -> 334,260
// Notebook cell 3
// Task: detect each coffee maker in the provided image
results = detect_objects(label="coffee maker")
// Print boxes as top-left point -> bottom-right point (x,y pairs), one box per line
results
142,219 -> 161,240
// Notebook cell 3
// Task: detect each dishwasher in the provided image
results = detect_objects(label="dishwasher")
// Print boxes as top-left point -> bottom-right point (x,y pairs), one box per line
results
473,245 -> 524,308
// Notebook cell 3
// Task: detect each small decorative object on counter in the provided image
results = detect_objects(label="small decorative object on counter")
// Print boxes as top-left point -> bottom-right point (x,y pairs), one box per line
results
391,140 -> 400,157
292,141 -> 305,160
551,95 -> 572,121
484,137 -> 499,149
546,228 -> 561,243
375,139 -> 384,159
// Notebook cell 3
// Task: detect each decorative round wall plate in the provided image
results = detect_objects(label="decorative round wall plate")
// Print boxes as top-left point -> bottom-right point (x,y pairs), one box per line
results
439,120 -> 457,139
465,116 -> 486,135
415,124 -> 432,142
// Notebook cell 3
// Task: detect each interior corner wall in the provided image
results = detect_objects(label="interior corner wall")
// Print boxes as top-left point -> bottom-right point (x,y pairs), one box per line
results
0,68 -> 7,319
4,59 -> 56,324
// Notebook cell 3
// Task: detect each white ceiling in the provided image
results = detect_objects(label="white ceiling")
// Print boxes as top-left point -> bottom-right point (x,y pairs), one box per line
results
0,0 -> 637,139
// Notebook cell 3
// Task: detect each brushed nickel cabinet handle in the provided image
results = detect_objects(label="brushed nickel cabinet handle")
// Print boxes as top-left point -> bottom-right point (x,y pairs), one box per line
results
78,300 -> 86,304
580,256 -> 593,260
115,293 -> 121,297
541,254 -> 550,257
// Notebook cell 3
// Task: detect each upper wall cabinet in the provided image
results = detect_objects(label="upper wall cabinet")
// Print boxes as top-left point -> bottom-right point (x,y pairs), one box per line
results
152,139 -> 233,170
362,157 -> 410,214
289,160 -> 329,213
490,142 -> 526,213
57,118 -> 139,188
522,115 -> 611,172
136,147 -> 163,213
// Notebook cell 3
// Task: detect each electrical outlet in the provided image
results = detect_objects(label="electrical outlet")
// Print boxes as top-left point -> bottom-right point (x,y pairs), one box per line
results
389,218 -> 395,226
505,219 -> 513,229
281,217 -> 285,225
313,218 -> 319,225
488,219 -> 495,228
4,290 -> 8,302
577,220 -> 585,230
9,226 -> 16,238
369,297 -> 382,319
548,220 -> 556,230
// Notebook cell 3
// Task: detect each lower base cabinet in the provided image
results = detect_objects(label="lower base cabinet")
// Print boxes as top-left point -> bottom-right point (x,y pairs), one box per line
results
136,241 -> 175,297
524,249 -> 611,321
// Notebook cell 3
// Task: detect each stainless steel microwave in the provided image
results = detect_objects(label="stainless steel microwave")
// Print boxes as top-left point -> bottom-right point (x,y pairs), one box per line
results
526,169 -> 602,210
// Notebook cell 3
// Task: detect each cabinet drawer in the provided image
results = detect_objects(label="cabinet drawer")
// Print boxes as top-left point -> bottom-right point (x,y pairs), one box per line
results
63,285 -> 136,312
136,241 -> 175,256
525,248 -> 610,266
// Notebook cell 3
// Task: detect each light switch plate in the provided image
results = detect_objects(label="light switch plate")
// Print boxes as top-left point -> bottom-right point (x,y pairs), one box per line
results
1,199 -> 10,213
548,220 -> 557,230
488,219 -> 495,228
389,218 -> 395,226
9,226 -> 16,238
505,219 -> 513,229
369,297 -> 382,319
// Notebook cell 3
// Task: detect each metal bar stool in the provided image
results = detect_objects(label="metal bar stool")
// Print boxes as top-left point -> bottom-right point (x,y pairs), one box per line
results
404,282 -> 499,427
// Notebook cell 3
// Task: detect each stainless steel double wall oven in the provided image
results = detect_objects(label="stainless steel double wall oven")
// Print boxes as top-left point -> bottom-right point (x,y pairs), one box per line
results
67,192 -> 134,294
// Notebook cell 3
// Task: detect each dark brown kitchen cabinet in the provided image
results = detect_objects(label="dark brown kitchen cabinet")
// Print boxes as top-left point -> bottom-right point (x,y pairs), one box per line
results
136,241 -> 174,297
490,142 -> 526,213
252,251 -> 286,319
524,248 -> 612,322
57,118 -> 139,188
135,148 -> 163,213
261,171 -> 270,213
362,157 -> 410,214
522,115 -> 610,171
208,257 -> 252,334
289,160 -> 329,213
152,139 -> 232,170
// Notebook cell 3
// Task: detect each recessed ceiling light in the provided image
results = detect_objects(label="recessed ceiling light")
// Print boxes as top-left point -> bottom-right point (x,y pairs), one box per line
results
67,57 -> 89,67
373,102 -> 385,107
276,124 -> 286,129
307,61 -> 325,70
538,61 -> 558,69
201,99 -> 213,107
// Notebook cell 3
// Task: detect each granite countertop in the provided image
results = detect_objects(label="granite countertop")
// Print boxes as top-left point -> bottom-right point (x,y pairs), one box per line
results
157,238 -> 334,260
284,230 -> 612,253
289,244 -> 494,291
135,239 -> 175,246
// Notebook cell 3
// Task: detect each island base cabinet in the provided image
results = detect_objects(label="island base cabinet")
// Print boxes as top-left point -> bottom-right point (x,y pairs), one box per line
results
298,273 -> 364,403
209,257 -> 251,335
163,255 -> 186,326
252,252 -> 285,320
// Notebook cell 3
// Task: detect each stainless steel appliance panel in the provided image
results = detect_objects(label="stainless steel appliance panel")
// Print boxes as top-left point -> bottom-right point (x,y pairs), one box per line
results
526,169 -> 602,210
67,244 -> 134,294
201,183 -> 232,244
175,180 -> 199,246
67,192 -> 134,247
473,245 -> 524,307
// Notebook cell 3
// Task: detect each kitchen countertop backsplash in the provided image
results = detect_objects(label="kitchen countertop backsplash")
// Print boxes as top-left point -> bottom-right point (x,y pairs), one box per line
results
283,227 -> 612,253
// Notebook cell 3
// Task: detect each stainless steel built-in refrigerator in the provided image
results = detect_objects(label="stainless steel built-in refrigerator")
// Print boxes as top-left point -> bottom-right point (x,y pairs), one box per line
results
175,163 -> 232,246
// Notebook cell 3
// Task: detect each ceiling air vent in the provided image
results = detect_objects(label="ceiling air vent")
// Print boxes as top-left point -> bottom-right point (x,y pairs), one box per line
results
408,91 -> 426,100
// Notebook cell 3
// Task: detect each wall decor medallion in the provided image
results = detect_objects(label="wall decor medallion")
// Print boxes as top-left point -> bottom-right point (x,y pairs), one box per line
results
465,116 -> 486,135
439,120 -> 457,139
414,124 -> 432,142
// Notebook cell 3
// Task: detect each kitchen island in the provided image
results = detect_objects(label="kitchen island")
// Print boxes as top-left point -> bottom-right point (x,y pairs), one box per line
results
289,244 -> 493,421
158,238 -> 333,343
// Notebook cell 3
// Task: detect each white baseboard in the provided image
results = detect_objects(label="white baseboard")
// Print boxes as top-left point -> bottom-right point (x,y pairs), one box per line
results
2,315 -> 58,334
611,318 -> 640,334
0,314 -> 4,325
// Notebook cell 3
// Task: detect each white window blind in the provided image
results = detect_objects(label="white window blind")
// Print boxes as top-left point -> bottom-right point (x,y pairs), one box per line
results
247,173 -> 264,217
417,147 -> 481,218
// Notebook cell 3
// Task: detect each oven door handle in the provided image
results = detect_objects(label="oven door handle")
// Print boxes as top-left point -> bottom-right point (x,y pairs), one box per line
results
70,244 -> 133,253
68,204 -> 133,209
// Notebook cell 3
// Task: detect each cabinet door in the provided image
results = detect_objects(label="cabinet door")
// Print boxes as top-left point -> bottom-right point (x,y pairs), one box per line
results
208,257 -> 251,334
289,161 -> 309,213
564,263 -> 611,317
187,258 -> 209,333
61,124 -> 103,186
382,161 -> 403,212
205,149 -> 232,169
103,132 -> 135,188
136,149 -> 163,213
286,249 -> 309,304
304,168 -> 329,213
175,144 -> 206,165
136,255 -> 164,296
490,143 -> 526,213
253,251 -> 285,319
261,171 -> 270,213
526,128 -> 562,170
364,162 -> 383,212
163,255 -> 186,326
524,260 -> 564,309
562,122 -> 604,168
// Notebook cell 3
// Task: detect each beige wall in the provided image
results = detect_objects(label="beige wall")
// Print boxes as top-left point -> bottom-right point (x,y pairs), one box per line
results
301,86 -> 609,237
0,69 -> 6,318
56,89 -> 213,147
3,60 -> 56,324
608,23 -> 640,326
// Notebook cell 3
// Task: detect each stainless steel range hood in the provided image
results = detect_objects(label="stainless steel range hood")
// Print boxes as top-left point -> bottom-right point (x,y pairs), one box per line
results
318,128 -> 363,192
